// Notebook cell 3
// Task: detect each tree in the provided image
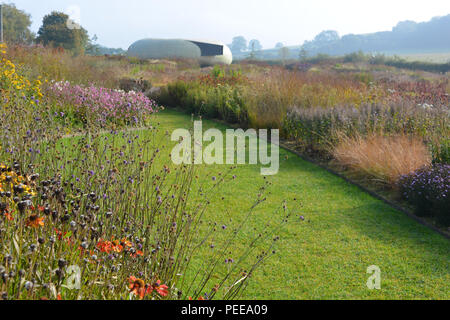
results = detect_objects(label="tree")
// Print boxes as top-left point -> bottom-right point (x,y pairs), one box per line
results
275,42 -> 284,49
248,39 -> 262,59
299,46 -> 308,62
1,3 -> 35,44
231,36 -> 247,53
85,34 -> 101,55
36,11 -> 89,55
279,46 -> 290,64
313,30 -> 340,44
249,39 -> 262,52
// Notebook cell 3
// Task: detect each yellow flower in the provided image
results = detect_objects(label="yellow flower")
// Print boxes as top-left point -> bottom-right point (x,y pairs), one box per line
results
0,43 -> 43,101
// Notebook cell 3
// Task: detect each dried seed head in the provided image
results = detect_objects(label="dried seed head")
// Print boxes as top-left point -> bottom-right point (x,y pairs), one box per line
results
58,259 -> 67,269
24,281 -> 33,291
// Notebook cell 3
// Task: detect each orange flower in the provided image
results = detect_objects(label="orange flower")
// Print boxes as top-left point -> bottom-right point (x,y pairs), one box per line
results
120,239 -> 133,248
111,240 -> 123,253
96,239 -> 113,253
25,214 -> 45,228
188,296 -> 206,300
130,250 -> 144,258
153,280 -> 169,297
97,239 -> 123,253
128,276 -> 147,299
4,210 -> 13,221
54,229 -> 72,244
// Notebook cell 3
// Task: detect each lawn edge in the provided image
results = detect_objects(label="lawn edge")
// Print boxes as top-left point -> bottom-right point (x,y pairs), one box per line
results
200,113 -> 450,241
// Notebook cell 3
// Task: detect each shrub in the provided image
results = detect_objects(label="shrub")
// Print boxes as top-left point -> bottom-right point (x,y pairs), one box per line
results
332,134 -> 432,185
119,78 -> 152,93
157,80 -> 249,126
398,165 -> 450,226
343,51 -> 368,63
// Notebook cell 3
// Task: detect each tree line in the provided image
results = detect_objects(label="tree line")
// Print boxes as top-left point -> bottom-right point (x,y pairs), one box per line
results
231,14 -> 450,61
0,3 -> 123,55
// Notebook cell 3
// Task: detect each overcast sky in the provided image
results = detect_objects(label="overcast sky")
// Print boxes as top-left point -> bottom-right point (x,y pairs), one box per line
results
5,0 -> 450,49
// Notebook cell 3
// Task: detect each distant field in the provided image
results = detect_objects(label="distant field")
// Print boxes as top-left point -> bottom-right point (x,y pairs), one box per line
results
399,52 -> 450,63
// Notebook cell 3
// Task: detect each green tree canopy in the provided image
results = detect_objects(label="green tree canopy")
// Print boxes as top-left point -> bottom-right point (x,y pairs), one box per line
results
248,39 -> 262,59
1,3 -> 35,44
279,46 -> 290,64
298,45 -> 309,61
231,36 -> 247,53
36,11 -> 89,55
249,39 -> 262,52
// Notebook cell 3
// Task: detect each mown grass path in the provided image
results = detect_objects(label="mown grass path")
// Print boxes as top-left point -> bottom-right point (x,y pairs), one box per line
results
153,109 -> 449,299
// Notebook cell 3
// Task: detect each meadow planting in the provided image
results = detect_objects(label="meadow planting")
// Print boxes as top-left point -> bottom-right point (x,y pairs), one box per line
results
157,63 -> 449,227
1,43 -> 449,301
0,44 -> 286,300
45,80 -> 156,127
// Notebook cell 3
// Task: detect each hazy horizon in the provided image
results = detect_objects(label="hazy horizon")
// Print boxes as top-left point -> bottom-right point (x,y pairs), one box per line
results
4,0 -> 450,50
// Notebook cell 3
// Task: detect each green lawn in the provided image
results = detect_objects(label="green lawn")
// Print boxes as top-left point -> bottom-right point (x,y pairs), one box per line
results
114,109 -> 448,300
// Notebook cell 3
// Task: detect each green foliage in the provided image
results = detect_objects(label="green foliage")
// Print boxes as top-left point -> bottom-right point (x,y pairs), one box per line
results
279,47 -> 291,62
231,36 -> 247,53
248,39 -> 262,59
211,65 -> 225,79
155,111 -> 450,300
158,80 -> 249,125
307,53 -> 333,64
1,3 -> 34,44
353,72 -> 373,85
283,103 -> 449,161
369,53 -> 388,65
343,51 -> 368,63
383,58 -> 450,73
299,47 -> 308,62
85,35 -> 126,56
431,139 -> 450,164
36,11 -> 89,55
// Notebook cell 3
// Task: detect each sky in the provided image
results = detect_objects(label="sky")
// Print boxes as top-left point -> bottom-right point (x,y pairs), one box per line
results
4,0 -> 450,50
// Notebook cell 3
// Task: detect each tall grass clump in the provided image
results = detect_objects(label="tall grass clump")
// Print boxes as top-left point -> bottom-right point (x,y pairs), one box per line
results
332,133 -> 432,185
158,71 -> 250,126
284,102 -> 449,163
